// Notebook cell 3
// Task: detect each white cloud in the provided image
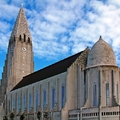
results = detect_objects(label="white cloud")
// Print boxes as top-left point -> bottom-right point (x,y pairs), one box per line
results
0,0 -> 120,66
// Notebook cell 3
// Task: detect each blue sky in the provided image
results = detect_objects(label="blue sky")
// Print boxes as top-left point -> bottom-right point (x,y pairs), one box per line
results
0,0 -> 120,79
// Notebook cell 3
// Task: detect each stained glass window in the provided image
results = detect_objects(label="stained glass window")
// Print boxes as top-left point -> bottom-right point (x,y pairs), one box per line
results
36,91 -> 38,110
29,93 -> 32,110
43,90 -> 46,109
23,93 -> 26,109
18,96 -> 20,110
52,88 -> 55,109
106,83 -> 109,106
93,83 -> 97,106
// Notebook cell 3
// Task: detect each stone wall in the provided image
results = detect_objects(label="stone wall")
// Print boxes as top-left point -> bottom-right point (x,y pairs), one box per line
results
0,106 -> 4,120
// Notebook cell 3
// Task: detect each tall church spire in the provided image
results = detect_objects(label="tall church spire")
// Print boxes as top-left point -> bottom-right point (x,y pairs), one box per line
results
4,7 -> 34,92
10,7 -> 32,42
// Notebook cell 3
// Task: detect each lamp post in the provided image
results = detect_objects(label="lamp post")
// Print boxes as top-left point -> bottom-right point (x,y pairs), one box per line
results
119,105 -> 120,120
77,112 -> 79,120
80,107 -> 85,120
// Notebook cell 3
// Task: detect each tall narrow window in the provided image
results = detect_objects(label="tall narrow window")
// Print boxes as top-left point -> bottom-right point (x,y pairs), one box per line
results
29,93 -> 32,110
43,90 -> 46,109
12,98 -> 15,110
23,93 -> 26,110
52,88 -> 55,109
18,96 -> 20,110
36,91 -> 38,110
9,100 -> 10,112
106,82 -> 109,106
24,34 -> 26,42
61,85 -> 65,108
19,35 -> 22,41
93,83 -> 97,106
116,83 -> 119,102
85,72 -> 88,102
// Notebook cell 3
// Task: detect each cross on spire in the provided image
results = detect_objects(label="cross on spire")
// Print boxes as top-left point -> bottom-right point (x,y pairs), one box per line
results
21,3 -> 24,8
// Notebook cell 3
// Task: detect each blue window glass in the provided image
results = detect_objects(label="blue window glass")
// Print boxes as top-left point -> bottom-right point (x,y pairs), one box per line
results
18,96 -> 20,110
9,100 -> 10,111
52,88 -> 55,109
36,91 -> 38,110
12,98 -> 15,110
29,93 -> 32,110
106,83 -> 109,106
23,94 -> 26,109
43,90 -> 46,109
61,86 -> 65,108
93,84 -> 97,106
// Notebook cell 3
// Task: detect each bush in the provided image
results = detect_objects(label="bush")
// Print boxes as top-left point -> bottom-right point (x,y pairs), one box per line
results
20,114 -> 25,120
37,111 -> 41,120
10,112 -> 14,119
3,116 -> 8,120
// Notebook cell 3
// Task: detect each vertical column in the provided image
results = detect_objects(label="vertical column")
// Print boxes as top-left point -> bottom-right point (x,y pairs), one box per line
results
11,94 -> 12,112
48,81 -> 50,111
111,70 -> 114,105
39,84 -> 41,111
79,65 -> 83,108
20,91 -> 22,112
77,64 -> 80,109
26,88 -> 28,120
111,70 -> 118,106
33,86 -> 35,120
98,69 -> 102,120
56,78 -> 59,110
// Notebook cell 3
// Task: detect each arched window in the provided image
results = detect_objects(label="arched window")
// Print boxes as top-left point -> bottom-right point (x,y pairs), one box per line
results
24,34 -> 26,42
43,90 -> 46,109
29,93 -> 32,110
28,37 -> 30,43
106,82 -> 109,106
52,88 -> 55,109
61,85 -> 65,108
93,83 -> 97,106
19,35 -> 22,41
36,91 -> 38,110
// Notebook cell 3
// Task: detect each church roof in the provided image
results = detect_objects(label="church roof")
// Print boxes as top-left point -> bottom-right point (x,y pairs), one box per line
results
86,36 -> 117,68
10,7 -> 32,40
12,50 -> 84,91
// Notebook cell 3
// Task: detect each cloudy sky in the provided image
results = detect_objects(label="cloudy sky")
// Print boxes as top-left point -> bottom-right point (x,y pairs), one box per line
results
0,0 -> 120,78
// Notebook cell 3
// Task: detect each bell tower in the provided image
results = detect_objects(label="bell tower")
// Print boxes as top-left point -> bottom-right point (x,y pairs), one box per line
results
0,6 -> 34,95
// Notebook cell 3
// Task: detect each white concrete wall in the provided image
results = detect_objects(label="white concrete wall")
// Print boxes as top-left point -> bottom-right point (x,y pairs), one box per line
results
6,72 -> 67,120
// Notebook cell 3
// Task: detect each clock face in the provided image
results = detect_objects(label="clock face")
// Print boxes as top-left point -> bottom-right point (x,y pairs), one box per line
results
22,47 -> 26,51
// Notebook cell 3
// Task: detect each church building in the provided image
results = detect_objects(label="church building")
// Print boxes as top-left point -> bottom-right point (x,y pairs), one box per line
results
0,7 -> 120,120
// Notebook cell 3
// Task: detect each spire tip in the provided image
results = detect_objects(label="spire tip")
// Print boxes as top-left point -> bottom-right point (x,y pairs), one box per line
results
21,3 -> 24,8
